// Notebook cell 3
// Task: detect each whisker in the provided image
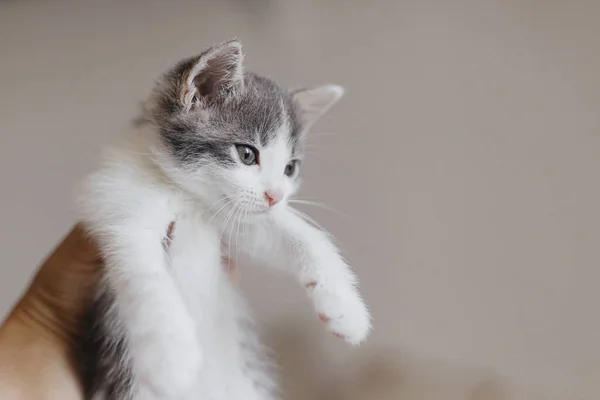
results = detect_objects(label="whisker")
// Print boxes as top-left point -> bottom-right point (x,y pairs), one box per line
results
227,204 -> 244,265
288,199 -> 351,219
209,194 -> 236,209
234,207 -> 246,268
206,194 -> 238,224
208,199 -> 234,225
220,200 -> 241,244
289,207 -> 328,232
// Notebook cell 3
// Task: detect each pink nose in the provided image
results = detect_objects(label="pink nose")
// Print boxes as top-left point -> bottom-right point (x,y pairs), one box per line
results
264,191 -> 281,207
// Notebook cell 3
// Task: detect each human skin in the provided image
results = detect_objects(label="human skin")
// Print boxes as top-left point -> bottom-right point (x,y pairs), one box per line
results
0,225 -> 100,399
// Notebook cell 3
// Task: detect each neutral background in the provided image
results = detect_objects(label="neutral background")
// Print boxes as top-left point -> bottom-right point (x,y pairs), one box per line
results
1,1 -> 599,399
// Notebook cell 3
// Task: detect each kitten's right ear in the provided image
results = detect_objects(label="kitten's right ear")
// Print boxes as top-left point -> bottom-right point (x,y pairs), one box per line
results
178,40 -> 244,111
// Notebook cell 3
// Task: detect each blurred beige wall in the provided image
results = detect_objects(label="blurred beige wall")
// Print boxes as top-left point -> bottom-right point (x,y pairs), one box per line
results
1,1 -> 598,398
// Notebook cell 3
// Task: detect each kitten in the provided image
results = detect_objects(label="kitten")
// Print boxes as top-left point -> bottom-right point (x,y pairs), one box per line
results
76,40 -> 371,400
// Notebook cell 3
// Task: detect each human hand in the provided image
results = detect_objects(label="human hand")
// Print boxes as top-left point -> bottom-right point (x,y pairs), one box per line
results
0,225 -> 101,399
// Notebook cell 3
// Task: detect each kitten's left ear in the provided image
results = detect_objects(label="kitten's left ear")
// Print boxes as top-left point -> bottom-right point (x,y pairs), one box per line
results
292,84 -> 344,132
180,40 -> 245,110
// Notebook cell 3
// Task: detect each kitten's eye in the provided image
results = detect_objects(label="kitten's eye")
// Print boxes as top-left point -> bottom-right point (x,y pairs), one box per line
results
235,144 -> 258,165
284,160 -> 299,177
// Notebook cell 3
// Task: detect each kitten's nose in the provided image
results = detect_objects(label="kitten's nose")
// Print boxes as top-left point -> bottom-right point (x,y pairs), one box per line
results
264,191 -> 282,207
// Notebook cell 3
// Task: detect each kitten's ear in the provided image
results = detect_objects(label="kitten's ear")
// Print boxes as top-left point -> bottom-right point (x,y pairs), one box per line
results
292,84 -> 344,131
179,40 -> 244,110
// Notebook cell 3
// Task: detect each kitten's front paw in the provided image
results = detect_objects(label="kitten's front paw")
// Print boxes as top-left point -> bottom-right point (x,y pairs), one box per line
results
309,283 -> 372,346
135,319 -> 201,398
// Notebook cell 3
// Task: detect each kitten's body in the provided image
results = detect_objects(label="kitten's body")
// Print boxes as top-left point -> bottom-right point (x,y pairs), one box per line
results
77,41 -> 370,400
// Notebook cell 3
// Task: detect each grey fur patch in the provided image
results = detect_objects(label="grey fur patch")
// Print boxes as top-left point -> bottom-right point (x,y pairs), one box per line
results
236,301 -> 280,400
77,279 -> 136,400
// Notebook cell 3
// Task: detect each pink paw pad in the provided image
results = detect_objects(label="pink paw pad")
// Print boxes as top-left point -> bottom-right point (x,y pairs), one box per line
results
318,313 -> 330,323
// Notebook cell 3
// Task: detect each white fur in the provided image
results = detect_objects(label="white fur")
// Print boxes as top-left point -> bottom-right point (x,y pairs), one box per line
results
78,122 -> 371,399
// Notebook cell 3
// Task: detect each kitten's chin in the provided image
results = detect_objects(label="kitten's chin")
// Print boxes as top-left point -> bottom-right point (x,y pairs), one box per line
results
242,205 -> 284,222
243,209 -> 270,221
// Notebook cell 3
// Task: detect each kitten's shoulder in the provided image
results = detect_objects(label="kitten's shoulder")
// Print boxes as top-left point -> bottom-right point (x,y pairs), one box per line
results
77,126 -> 180,231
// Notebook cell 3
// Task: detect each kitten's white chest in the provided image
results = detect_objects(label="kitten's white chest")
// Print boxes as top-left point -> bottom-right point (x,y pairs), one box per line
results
167,211 -> 224,312
166,211 -> 250,398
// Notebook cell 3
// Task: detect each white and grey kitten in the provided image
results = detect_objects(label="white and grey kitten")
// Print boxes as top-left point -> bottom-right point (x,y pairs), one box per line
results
77,40 -> 371,400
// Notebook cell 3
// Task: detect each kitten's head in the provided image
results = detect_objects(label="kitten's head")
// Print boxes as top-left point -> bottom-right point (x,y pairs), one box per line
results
145,40 -> 342,218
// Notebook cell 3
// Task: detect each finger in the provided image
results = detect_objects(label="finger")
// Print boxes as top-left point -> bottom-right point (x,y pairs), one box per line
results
166,221 -> 175,241
15,225 -> 102,338
34,225 -> 102,281
162,221 -> 176,251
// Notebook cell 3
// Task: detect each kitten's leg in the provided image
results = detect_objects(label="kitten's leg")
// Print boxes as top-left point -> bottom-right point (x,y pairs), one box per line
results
232,299 -> 279,400
98,228 -> 201,399
81,182 -> 201,399
79,165 -> 202,398
242,207 -> 371,345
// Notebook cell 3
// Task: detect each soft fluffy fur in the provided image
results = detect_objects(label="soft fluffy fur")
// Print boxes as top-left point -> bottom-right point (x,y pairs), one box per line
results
76,40 -> 371,400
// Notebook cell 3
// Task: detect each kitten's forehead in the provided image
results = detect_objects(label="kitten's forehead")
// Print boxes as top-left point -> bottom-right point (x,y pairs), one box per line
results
219,74 -> 301,149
